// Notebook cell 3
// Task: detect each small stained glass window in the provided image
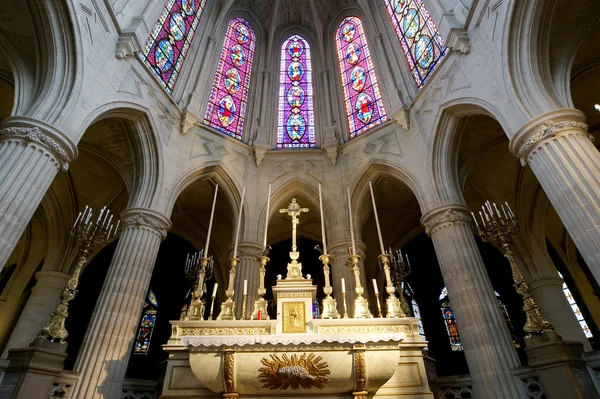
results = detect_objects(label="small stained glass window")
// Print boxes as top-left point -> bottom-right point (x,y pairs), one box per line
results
277,35 -> 316,148
335,17 -> 388,139
140,0 -> 206,93
383,0 -> 447,88
133,290 -> 158,355
559,272 -> 593,338
203,17 -> 256,140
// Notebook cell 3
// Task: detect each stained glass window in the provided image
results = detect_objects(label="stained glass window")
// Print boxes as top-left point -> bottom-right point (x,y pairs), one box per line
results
439,288 -> 463,351
559,272 -> 593,338
410,297 -> 428,350
277,35 -> 316,148
383,0 -> 447,88
495,292 -> 521,349
203,18 -> 256,140
140,0 -> 206,94
335,17 -> 388,139
133,290 -> 158,355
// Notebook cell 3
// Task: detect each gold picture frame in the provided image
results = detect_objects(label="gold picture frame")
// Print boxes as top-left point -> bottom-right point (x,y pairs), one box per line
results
282,302 -> 306,333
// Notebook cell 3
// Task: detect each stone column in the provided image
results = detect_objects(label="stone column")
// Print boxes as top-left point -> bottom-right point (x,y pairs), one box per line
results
510,109 -> 600,286
2,271 -> 71,358
329,240 -> 367,317
71,208 -> 170,399
422,205 -> 527,399
0,120 -> 76,271
232,242 -> 262,320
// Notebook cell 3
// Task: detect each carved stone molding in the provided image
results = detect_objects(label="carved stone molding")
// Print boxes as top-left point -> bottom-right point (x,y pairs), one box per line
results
353,350 -> 366,393
0,127 -> 72,171
122,209 -> 171,239
423,209 -> 472,236
518,120 -> 590,166
233,242 -> 263,258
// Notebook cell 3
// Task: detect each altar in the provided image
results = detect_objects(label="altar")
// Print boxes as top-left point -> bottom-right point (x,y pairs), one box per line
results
161,196 -> 434,398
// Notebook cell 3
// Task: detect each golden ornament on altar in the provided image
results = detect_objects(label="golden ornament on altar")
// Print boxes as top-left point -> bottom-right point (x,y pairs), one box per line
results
258,353 -> 330,390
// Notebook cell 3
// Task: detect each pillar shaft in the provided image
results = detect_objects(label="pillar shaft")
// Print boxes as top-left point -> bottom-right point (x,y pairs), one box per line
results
0,122 -> 75,270
71,209 -> 170,399
512,109 -> 600,287
232,242 -> 262,320
2,271 -> 71,358
423,206 -> 526,399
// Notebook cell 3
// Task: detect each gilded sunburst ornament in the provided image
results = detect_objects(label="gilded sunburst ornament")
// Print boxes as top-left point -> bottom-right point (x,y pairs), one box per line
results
258,353 -> 331,390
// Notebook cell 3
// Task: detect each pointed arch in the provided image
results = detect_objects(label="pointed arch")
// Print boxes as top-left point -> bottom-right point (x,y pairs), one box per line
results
382,0 -> 446,88
335,16 -> 387,139
277,34 -> 316,148
203,17 -> 256,140
140,0 -> 207,94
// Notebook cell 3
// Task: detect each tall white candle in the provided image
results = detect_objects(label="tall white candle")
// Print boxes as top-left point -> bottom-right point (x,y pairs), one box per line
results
232,185 -> 246,258
341,278 -> 346,293
243,280 -> 248,295
204,184 -> 219,257
368,181 -> 385,254
97,206 -> 105,224
262,183 -> 271,250
318,183 -> 327,254
346,185 -> 356,255
471,212 -> 479,227
212,283 -> 218,297
73,211 -> 82,228
372,279 -> 379,295
85,208 -> 92,224
113,220 -> 120,238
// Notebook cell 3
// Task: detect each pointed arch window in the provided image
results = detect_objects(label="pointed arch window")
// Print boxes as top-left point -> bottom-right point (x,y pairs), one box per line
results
140,0 -> 206,93
133,290 -> 159,355
203,18 -> 256,140
383,0 -> 446,88
335,16 -> 388,139
559,272 -> 593,338
277,35 -> 316,148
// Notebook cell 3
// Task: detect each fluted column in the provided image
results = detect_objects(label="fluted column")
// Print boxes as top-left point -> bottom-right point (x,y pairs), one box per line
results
329,240 -> 367,317
510,108 -> 600,286
232,242 -> 262,320
1,271 -> 70,357
422,205 -> 527,399
0,119 -> 76,271
72,208 -> 170,399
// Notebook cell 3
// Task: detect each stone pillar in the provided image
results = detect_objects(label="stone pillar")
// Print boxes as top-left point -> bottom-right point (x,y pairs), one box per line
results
2,271 -> 71,358
510,109 -> 600,287
422,205 -> 527,399
0,120 -> 76,271
232,242 -> 262,320
329,240 -> 367,317
71,208 -> 170,399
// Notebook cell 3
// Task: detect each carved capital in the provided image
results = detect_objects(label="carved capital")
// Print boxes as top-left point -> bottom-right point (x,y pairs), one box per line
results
422,208 -> 472,236
233,242 -> 263,258
122,208 -> 171,239
0,127 -> 72,171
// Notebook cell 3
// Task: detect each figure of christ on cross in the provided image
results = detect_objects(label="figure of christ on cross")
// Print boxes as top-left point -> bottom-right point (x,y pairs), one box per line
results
279,198 -> 309,279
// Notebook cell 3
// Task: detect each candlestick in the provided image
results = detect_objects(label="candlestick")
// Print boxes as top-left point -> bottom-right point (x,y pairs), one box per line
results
348,254 -> 372,318
204,184 -> 218,257
346,185 -> 356,255
369,181 -> 385,254
212,282 -> 218,297
185,257 -> 210,321
217,257 -> 240,320
379,254 -> 404,318
252,255 -> 270,320
262,183 -> 271,250
318,183 -> 327,254
372,279 -> 379,295
320,254 -> 340,319
341,277 -> 346,293
208,293 -> 216,320
375,293 -> 383,318
241,294 -> 248,320
243,279 -> 248,295
341,291 -> 349,319
232,185 -> 246,258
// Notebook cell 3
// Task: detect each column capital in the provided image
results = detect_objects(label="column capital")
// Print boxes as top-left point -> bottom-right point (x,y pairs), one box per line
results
421,204 -> 472,236
328,240 -> 366,259
0,117 -> 77,171
232,241 -> 263,258
509,108 -> 591,166
121,208 -> 171,239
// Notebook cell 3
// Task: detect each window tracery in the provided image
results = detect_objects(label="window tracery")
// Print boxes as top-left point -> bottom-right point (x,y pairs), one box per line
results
383,0 -> 446,88
140,0 -> 206,93
335,16 -> 388,139
203,17 -> 256,140
277,35 -> 316,148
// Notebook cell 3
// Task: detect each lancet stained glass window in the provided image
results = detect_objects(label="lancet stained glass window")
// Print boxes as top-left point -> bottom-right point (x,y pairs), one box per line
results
559,272 -> 593,338
383,0 -> 447,89
439,288 -> 462,351
133,290 -> 158,355
335,17 -> 387,139
277,35 -> 316,148
203,18 -> 256,140
140,0 -> 206,93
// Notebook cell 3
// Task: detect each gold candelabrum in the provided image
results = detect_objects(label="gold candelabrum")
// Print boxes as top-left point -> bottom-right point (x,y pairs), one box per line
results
185,252 -> 213,321
319,253 -> 341,319
379,254 -> 405,318
389,249 -> 411,317
348,254 -> 372,318
473,200 -> 554,337
252,253 -> 271,320
38,206 -> 119,343
217,257 -> 240,320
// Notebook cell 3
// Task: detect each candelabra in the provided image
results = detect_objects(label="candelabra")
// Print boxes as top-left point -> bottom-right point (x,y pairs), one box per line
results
217,257 -> 240,320
252,246 -> 271,320
473,200 -> 554,337
379,254 -> 405,318
185,251 -> 214,321
348,254 -> 372,318
317,246 -> 340,319
389,249 -> 411,317
38,206 -> 119,343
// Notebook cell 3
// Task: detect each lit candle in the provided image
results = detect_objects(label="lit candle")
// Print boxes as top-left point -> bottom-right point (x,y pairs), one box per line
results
318,183 -> 327,254
346,185 -> 356,255
368,181 -> 385,255
212,283 -> 218,297
372,279 -> 379,295
262,183 -> 271,251
232,185 -> 246,258
471,212 -> 479,227
204,184 -> 219,257
243,279 -> 248,295
341,278 -> 346,293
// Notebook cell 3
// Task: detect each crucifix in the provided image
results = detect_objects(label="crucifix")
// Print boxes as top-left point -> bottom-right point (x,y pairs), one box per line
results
279,198 -> 309,279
